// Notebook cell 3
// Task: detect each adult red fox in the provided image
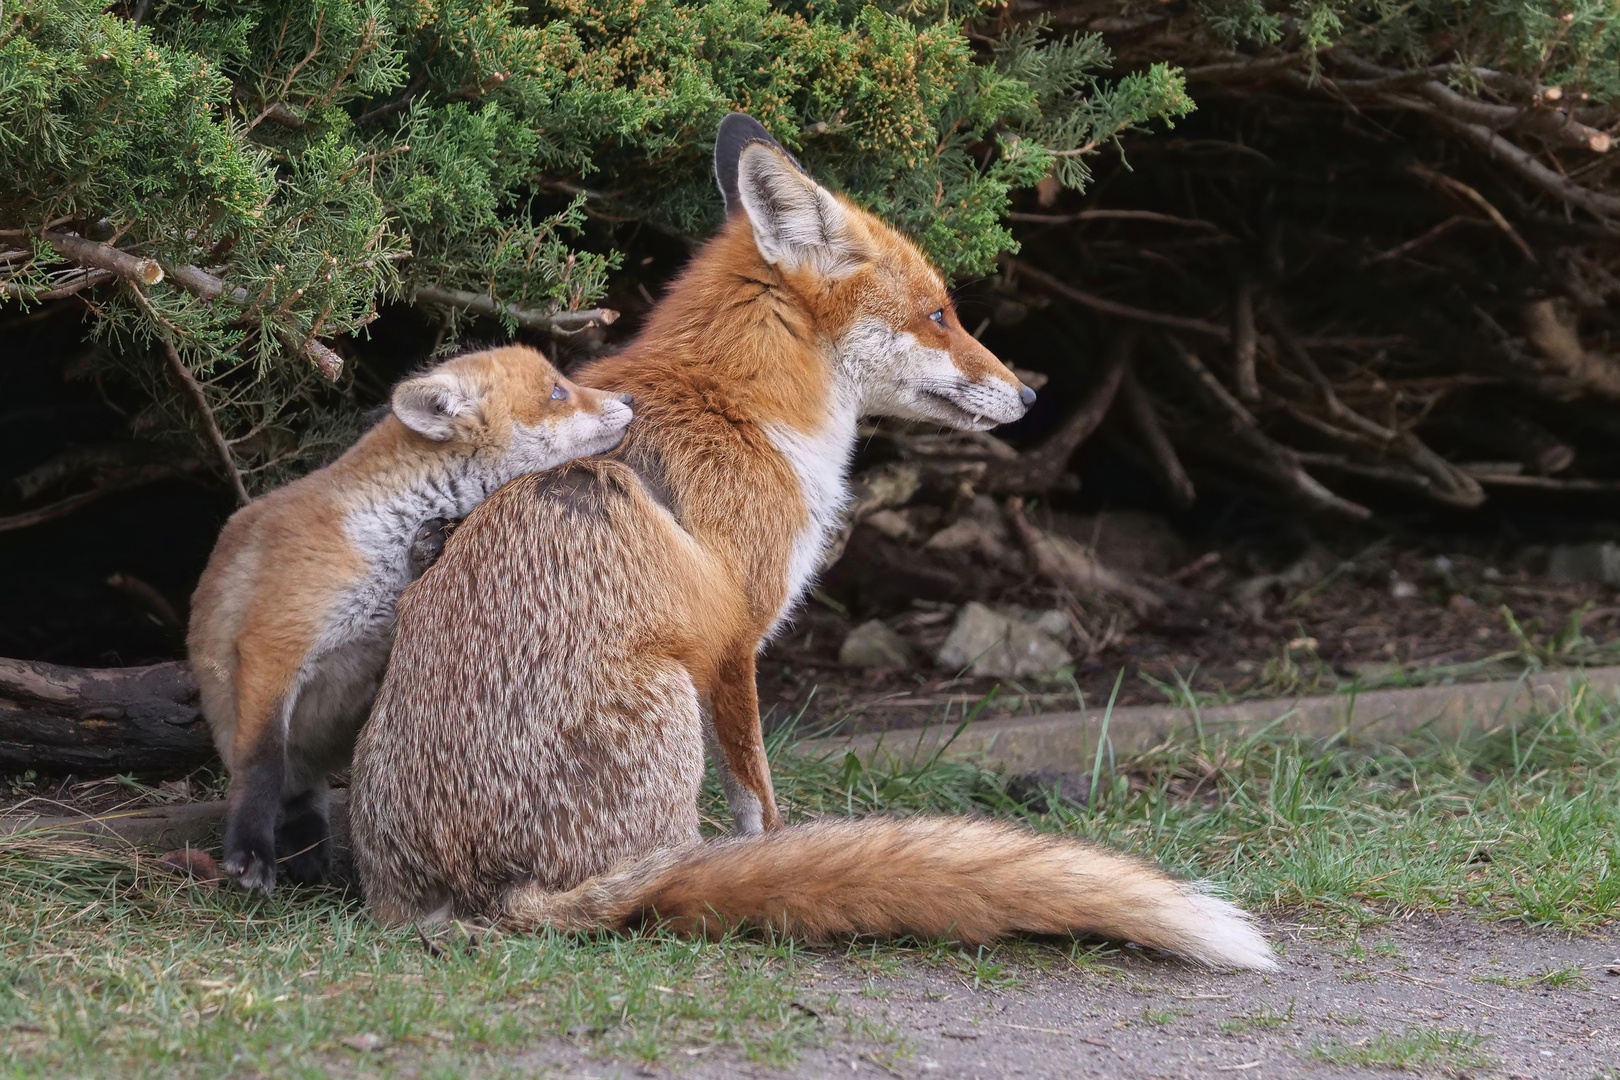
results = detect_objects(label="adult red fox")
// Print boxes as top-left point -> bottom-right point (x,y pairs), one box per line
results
346,116 -> 1275,970
189,346 -> 632,892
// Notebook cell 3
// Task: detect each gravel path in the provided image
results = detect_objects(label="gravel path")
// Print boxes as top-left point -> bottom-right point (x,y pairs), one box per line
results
542,915 -> 1618,1079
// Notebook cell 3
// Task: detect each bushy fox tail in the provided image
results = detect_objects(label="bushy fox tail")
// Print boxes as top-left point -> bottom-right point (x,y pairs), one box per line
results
500,816 -> 1277,971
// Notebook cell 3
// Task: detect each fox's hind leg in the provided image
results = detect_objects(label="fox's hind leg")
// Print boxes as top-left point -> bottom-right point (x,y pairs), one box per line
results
276,782 -> 332,885
222,650 -> 300,893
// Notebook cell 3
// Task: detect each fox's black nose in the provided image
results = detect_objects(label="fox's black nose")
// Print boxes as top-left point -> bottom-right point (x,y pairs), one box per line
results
616,392 -> 634,407
1018,384 -> 1037,407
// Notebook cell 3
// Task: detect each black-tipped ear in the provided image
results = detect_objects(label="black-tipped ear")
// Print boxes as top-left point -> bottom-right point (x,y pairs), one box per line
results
714,113 -> 803,217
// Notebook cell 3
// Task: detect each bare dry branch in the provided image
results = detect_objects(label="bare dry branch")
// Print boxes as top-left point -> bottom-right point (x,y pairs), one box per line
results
1162,335 -> 1372,519
1001,256 -> 1231,341
411,284 -> 620,332
1120,367 -> 1195,507
1007,209 -> 1226,232
1406,163 -> 1536,262
984,332 -> 1130,493
42,231 -> 163,285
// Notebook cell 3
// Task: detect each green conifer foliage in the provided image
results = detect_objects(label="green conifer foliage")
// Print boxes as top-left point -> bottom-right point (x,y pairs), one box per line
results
0,0 -> 1189,493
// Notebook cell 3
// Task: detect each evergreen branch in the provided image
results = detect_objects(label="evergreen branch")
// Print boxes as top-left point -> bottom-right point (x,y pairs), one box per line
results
410,284 -> 619,332
120,282 -> 252,506
163,264 -> 343,380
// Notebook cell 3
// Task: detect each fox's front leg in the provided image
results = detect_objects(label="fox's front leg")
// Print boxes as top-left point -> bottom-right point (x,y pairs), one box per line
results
222,660 -> 295,893
707,647 -> 782,834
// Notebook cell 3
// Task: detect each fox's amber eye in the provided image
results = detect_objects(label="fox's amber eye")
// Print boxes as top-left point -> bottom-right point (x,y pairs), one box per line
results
928,308 -> 946,326
550,384 -> 568,401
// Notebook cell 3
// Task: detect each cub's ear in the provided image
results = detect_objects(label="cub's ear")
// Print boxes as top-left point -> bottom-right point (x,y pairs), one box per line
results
735,140 -> 859,276
392,370 -> 484,441
714,112 -> 803,217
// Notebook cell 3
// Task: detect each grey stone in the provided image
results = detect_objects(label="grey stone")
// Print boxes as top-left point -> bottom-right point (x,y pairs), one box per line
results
838,619 -> 914,670
935,602 -> 1072,678
1003,606 -> 1072,644
1005,769 -> 1091,813
1548,542 -> 1620,586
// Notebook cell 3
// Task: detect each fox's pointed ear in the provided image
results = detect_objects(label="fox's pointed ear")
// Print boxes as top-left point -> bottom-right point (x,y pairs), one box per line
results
392,370 -> 484,441
714,113 -> 803,217
735,141 -> 859,276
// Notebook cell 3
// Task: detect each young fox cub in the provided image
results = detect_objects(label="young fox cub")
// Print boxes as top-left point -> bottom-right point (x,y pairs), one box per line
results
346,117 -> 1277,970
189,345 -> 632,893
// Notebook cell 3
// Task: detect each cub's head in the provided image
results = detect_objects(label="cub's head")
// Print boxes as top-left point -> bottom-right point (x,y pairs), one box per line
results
715,113 -> 1035,430
391,346 -> 632,471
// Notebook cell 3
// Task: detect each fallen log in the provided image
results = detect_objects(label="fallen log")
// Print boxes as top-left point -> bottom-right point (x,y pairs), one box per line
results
0,658 -> 214,774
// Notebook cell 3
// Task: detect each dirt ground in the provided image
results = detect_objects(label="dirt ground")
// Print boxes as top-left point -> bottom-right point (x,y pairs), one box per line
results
763,522 -> 1620,736
507,916 -> 1619,1079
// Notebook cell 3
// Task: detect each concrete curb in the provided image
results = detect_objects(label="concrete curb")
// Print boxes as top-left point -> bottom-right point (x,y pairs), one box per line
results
800,666 -> 1620,774
4,667 -> 1615,846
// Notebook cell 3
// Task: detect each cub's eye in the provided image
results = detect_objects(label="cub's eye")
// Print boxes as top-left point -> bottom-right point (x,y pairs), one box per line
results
928,308 -> 946,326
550,384 -> 568,401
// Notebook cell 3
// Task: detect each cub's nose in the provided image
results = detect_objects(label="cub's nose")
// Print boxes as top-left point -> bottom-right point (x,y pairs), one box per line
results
1018,384 -> 1037,407
616,392 -> 634,408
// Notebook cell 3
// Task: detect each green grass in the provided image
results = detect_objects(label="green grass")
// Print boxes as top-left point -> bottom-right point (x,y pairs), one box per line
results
1308,1026 -> 1496,1071
1218,1000 -> 1296,1033
3,681 -> 1619,1076
807,680 -> 1620,929
0,841 -> 835,1077
1471,961 -> 1593,990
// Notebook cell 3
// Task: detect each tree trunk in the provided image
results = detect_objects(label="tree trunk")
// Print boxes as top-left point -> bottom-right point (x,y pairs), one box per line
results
0,658 -> 214,774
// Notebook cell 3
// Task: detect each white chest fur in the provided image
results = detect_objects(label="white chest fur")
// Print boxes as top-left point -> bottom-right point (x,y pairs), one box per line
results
764,390 -> 859,639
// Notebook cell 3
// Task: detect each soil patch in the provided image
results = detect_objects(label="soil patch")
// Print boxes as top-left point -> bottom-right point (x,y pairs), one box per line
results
567,916 -> 1618,1079
763,538 -> 1620,737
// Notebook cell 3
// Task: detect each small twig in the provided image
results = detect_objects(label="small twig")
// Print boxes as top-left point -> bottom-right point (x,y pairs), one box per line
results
1406,163 -> 1536,262
1120,366 -> 1195,507
161,264 -> 342,380
1,269 -> 113,302
1362,216 -> 1473,265
1001,256 -> 1231,342
411,284 -> 619,333
160,341 -> 251,506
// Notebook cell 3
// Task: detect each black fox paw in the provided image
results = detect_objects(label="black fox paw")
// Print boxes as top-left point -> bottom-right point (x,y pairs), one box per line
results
222,832 -> 277,894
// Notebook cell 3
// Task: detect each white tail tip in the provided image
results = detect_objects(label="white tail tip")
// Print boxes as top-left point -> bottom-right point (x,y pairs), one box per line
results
1176,886 -> 1280,972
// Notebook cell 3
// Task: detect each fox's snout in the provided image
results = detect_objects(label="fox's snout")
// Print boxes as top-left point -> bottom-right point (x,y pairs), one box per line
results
596,391 -> 634,430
